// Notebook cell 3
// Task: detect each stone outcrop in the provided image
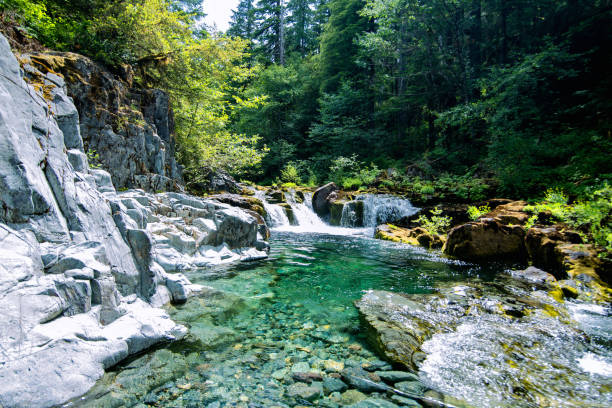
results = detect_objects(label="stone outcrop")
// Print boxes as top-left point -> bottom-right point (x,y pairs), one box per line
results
444,219 -> 527,262
313,182 -> 339,218
18,50 -> 183,192
0,34 -> 268,408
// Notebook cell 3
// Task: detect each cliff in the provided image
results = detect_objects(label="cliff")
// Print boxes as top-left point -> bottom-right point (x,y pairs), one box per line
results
0,34 -> 268,407
17,49 -> 183,192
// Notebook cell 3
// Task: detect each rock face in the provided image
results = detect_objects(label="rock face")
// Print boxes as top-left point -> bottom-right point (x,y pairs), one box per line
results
313,182 -> 339,218
0,34 -> 268,408
444,219 -> 527,262
19,51 -> 183,192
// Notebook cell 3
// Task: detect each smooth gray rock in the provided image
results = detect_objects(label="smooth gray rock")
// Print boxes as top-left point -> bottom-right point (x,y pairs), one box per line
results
67,149 -> 89,172
90,168 -> 115,193
348,398 -> 399,408
323,377 -> 348,394
376,371 -> 420,384
214,208 -> 258,249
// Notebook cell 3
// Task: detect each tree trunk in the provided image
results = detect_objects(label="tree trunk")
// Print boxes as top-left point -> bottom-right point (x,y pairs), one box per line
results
279,0 -> 286,65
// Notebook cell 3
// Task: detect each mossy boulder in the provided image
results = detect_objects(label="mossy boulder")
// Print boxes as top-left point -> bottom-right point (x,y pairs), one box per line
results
330,201 -> 346,226
375,224 -> 444,249
444,219 -> 527,262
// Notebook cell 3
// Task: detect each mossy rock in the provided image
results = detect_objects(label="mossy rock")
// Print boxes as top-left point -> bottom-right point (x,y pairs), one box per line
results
329,201 -> 346,226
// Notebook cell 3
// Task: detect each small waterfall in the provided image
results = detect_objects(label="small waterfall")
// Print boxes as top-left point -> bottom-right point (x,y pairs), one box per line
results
340,203 -> 359,227
358,194 -> 418,227
287,192 -> 328,228
254,189 -> 415,235
254,190 -> 290,227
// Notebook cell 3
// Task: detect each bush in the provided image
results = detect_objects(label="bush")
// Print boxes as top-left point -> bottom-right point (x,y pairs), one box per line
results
329,155 -> 380,189
525,184 -> 612,254
281,163 -> 301,184
467,205 -> 491,221
416,207 -> 452,236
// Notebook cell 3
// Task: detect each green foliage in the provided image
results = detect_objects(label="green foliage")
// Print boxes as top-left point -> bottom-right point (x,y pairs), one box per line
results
86,149 -> 102,169
280,163 -> 301,184
525,184 -> 612,253
328,154 -> 380,190
416,207 -> 452,236
467,205 -> 491,221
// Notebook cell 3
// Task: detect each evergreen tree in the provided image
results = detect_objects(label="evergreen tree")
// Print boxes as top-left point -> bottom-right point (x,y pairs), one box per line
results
286,0 -> 315,56
228,0 -> 256,39
318,0 -> 369,92
254,0 -> 287,64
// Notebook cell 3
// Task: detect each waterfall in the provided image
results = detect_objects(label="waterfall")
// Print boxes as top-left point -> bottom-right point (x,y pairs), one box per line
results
357,194 -> 418,227
286,192 -> 328,228
254,190 -> 290,227
254,189 -> 416,235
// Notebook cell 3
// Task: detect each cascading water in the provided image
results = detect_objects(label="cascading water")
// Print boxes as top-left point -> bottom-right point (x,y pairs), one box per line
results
286,192 -> 327,228
256,189 -> 419,235
254,190 -> 290,227
356,194 -> 419,227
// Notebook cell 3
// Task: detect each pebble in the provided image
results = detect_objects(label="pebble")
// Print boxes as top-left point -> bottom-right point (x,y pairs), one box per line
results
394,381 -> 425,396
323,377 -> 348,394
323,359 -> 345,372
391,395 -> 422,407
286,382 -> 322,402
362,360 -> 392,372
291,362 -> 311,373
375,371 -> 420,383
340,389 -> 368,405
347,397 -> 400,408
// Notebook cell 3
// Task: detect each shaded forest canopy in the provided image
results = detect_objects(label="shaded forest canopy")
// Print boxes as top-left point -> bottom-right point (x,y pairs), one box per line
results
1,0 -> 611,198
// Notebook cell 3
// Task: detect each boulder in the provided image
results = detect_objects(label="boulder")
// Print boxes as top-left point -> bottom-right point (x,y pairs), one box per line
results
214,208 -> 258,249
189,168 -> 241,194
525,225 -> 582,277
312,182 -> 339,218
375,225 -> 444,249
329,200 -> 346,226
444,219 -> 527,262
211,193 -> 266,217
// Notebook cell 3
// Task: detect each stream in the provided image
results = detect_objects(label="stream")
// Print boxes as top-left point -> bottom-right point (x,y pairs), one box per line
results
68,193 -> 612,408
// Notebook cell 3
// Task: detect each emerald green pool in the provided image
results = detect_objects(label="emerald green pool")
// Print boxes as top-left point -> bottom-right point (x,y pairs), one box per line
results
73,231 -> 611,408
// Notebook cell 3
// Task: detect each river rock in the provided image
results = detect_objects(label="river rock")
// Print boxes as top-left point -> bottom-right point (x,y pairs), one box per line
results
444,219 -> 527,262
347,398 -> 400,408
375,371 -> 420,383
375,225 -> 443,249
287,382 -> 322,401
312,182 -> 339,218
323,377 -> 348,394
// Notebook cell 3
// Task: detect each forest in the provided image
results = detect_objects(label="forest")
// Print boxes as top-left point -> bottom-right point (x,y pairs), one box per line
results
1,0 -> 610,248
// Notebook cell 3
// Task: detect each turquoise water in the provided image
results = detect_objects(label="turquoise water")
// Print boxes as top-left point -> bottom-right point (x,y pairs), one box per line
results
72,231 -> 611,408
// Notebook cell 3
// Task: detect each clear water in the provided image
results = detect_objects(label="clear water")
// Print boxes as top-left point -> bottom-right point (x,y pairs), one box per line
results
70,231 -> 612,408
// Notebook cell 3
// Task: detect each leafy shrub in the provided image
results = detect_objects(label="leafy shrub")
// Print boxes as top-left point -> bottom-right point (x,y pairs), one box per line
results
467,205 -> 491,221
281,163 -> 301,184
416,207 -> 452,236
329,155 -> 381,189
86,149 -> 102,169
525,184 -> 612,253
